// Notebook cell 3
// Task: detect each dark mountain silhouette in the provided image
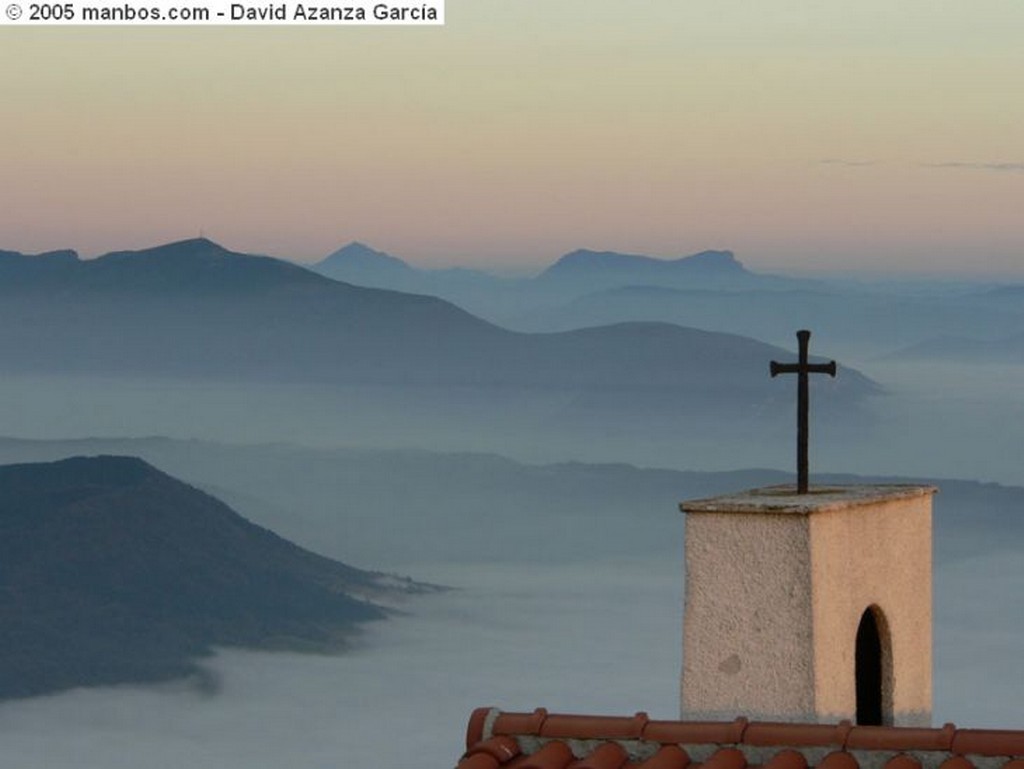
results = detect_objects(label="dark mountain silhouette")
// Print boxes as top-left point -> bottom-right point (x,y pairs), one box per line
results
317,241 -> 415,278
538,248 -> 744,281
0,238 -> 328,295
0,247 -> 79,263
308,243 -> 811,324
313,241 -> 507,296
0,455 -> 423,699
527,247 -> 813,297
0,238 -> 877,417
0,247 -> 82,288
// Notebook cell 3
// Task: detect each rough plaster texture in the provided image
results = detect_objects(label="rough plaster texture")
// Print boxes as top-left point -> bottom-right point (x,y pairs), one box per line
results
680,485 -> 935,726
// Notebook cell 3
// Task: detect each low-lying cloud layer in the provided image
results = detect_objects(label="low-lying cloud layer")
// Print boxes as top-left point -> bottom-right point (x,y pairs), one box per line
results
0,556 -> 1018,768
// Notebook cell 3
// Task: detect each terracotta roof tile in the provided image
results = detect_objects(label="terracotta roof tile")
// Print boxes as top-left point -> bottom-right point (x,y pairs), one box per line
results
468,737 -> 522,764
515,741 -> 575,769
763,749 -> 810,769
884,755 -> 923,769
745,723 -> 851,749
634,745 -> 690,769
494,709 -> 550,738
469,707 -> 495,750
847,725 -> 955,752
568,742 -> 629,769
702,747 -> 748,769
952,731 -> 1024,757
542,714 -> 650,741
818,751 -> 860,769
457,710 -> 1024,769
937,757 -> 974,769
459,753 -> 501,769
643,718 -> 748,746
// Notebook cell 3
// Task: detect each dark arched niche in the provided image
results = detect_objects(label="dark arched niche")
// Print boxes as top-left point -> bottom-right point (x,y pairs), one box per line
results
855,605 -> 893,725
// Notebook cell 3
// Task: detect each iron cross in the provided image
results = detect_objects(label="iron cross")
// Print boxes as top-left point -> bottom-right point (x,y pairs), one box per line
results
769,329 -> 837,494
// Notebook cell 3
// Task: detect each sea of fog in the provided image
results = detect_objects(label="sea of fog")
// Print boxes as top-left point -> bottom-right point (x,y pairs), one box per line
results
0,357 -> 1020,765
0,360 -> 1022,486
0,555 -> 1021,768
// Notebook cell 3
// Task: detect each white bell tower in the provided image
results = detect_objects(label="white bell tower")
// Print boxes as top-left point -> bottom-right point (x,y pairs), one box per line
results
679,484 -> 935,726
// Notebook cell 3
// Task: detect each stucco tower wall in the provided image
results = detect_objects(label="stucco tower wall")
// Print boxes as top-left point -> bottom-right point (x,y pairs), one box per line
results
680,485 -> 935,726
809,494 -> 933,726
681,512 -> 816,722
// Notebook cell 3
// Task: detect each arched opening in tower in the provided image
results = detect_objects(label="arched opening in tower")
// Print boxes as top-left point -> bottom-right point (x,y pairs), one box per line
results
855,607 -> 884,725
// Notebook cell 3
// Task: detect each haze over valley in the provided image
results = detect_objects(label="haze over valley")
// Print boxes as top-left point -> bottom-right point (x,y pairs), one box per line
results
4,0 -> 1023,763
0,232 -> 1021,769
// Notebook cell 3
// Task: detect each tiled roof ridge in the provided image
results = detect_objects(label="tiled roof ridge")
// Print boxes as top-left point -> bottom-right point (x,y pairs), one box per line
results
460,709 -> 1024,769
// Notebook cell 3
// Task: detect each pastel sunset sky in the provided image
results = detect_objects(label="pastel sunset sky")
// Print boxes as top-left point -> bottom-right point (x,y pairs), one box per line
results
2,0 -> 1022,274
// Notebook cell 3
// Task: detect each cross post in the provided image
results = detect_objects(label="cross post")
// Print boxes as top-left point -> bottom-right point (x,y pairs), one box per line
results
769,329 -> 837,494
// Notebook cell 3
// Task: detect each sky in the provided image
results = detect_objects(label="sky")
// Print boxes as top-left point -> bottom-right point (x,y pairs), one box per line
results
2,0 -> 1023,274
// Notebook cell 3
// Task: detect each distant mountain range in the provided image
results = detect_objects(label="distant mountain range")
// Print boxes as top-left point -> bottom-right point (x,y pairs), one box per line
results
316,241 -> 501,293
536,247 -> 749,289
0,238 -> 877,420
310,242 -> 801,319
0,455 -> 426,699
309,243 -> 1024,357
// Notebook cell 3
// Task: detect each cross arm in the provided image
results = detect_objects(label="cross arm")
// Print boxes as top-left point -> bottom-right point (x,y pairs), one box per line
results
769,360 -> 837,377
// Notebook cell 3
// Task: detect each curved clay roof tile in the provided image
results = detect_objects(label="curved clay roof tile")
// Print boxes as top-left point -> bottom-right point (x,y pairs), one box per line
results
818,751 -> 860,769
938,757 -> 975,769
467,708 -> 495,750
952,731 -> 1024,757
638,746 -> 691,769
644,718 -> 748,745
494,708 -> 548,738
542,714 -> 649,740
568,741 -> 629,769
516,741 -> 575,769
701,747 -> 748,769
457,753 -> 500,769
884,755 -> 923,769
763,749 -> 810,769
467,736 -> 521,763
744,723 -> 847,748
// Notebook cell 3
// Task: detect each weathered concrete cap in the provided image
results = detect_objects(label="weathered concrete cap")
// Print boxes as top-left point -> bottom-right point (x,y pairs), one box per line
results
680,484 -> 937,515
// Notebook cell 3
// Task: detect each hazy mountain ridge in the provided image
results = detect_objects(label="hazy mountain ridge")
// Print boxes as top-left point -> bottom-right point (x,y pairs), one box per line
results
0,454 -> 433,699
0,238 -> 878,420
0,238 -> 334,295
0,247 -> 79,262
0,438 -> 1014,570
314,240 -> 514,296
520,282 -> 1024,357
317,241 -> 416,275
308,242 -> 810,322
306,242 -> 1024,356
538,248 -> 745,283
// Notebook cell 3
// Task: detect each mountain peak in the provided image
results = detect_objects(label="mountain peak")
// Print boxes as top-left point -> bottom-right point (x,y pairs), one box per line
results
543,247 -> 745,279
0,454 -> 406,699
86,238 -> 330,293
676,249 -> 743,271
318,242 -> 412,273
101,237 -> 234,261
0,247 -> 80,264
